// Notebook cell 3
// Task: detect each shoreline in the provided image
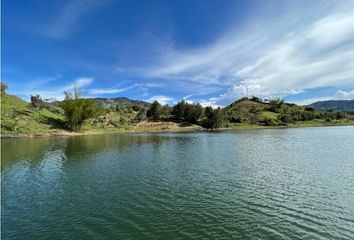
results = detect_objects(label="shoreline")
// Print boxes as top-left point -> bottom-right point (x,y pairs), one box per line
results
2,121 -> 354,138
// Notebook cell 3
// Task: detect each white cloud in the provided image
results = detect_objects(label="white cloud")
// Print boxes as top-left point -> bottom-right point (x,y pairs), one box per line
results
15,77 -> 94,101
43,0 -> 109,39
72,77 -> 94,88
335,89 -> 354,100
293,89 -> 354,105
124,1 -> 354,106
88,84 -> 135,94
145,95 -> 174,105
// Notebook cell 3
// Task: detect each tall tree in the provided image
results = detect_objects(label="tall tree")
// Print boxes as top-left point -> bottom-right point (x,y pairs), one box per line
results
203,107 -> 224,129
147,101 -> 162,119
172,100 -> 186,119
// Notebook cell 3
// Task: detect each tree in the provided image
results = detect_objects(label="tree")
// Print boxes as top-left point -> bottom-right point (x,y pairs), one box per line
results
184,103 -> 204,123
268,98 -> 284,112
146,101 -> 162,119
64,86 -> 81,100
202,107 -> 224,129
1,82 -> 8,93
160,105 -> 171,118
171,100 -> 186,119
30,94 -> 44,111
61,99 -> 102,131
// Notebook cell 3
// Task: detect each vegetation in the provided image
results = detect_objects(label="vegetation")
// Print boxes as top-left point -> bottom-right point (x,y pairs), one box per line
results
202,107 -> 224,129
146,101 -> 162,119
1,82 -> 8,93
30,94 -> 45,111
61,99 -> 102,131
1,83 -> 354,136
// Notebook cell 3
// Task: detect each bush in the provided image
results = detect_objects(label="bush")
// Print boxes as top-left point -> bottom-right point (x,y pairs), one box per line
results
135,109 -> 146,121
61,99 -> 102,131
30,94 -> 45,111
260,116 -> 277,126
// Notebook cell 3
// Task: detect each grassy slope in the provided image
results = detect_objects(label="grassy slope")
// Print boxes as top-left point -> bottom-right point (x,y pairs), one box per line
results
224,100 -> 277,123
1,93 -> 65,135
0,93 -> 201,136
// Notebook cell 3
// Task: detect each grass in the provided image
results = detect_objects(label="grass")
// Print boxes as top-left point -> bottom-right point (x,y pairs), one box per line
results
1,93 -> 65,135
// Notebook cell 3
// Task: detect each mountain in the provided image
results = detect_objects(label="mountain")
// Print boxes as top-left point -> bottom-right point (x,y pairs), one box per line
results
308,100 -> 354,112
92,97 -> 151,108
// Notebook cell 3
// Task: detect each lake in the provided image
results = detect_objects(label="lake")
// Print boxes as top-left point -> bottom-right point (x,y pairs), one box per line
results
2,126 -> 354,239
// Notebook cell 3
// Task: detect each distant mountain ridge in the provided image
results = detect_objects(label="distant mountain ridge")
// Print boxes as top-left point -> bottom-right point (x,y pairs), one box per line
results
92,97 -> 151,108
308,100 -> 354,112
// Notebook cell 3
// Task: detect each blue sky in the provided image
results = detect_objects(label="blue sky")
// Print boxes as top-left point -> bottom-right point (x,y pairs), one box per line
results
3,0 -> 354,106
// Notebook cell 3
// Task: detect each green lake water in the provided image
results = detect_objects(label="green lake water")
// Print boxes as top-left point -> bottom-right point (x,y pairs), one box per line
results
2,126 -> 354,239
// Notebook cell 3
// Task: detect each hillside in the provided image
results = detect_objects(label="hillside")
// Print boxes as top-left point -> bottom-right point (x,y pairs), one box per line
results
1,93 -> 65,135
93,97 -> 151,108
0,93 -> 199,136
223,97 -> 354,127
308,100 -> 354,112
224,98 -> 278,125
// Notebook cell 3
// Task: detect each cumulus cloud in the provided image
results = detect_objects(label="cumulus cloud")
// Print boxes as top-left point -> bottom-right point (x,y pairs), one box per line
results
145,95 -> 174,105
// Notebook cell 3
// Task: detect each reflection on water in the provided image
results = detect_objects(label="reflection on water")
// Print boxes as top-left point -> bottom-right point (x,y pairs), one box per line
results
2,127 -> 354,239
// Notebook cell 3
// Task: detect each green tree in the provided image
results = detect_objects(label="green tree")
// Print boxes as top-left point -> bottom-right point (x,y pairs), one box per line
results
160,105 -> 171,118
184,103 -> 204,123
268,98 -> 284,112
202,107 -> 224,129
146,101 -> 162,119
171,100 -> 186,119
61,99 -> 102,131
30,94 -> 44,111
0,82 -> 8,93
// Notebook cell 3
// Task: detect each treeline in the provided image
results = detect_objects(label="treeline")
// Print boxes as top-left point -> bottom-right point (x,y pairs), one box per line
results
145,100 -> 224,129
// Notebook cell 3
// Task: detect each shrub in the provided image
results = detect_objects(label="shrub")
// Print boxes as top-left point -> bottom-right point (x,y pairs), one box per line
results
30,94 -> 45,111
61,99 -> 102,131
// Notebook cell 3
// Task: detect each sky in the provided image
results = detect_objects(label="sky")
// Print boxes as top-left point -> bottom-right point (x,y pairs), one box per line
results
3,0 -> 354,106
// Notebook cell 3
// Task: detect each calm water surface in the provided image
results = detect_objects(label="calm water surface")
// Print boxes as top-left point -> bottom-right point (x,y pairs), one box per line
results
2,126 -> 354,239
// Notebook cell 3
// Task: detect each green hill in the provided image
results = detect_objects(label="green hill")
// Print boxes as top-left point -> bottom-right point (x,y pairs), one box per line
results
1,93 -> 65,135
224,98 -> 278,125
